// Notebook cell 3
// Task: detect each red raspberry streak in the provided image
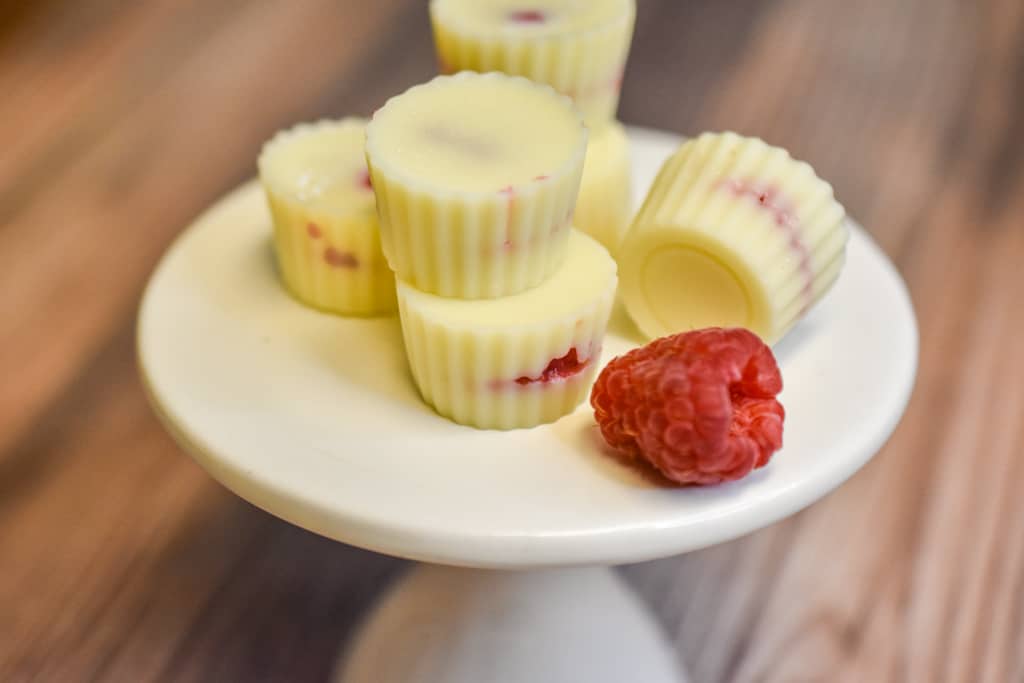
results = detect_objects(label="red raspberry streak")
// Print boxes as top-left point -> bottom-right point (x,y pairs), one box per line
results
507,9 -> 546,23
516,348 -> 587,385
591,328 -> 784,485
358,169 -> 373,190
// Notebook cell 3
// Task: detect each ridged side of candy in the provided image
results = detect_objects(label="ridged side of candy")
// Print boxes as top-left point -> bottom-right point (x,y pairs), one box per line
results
619,132 -> 848,344
396,229 -> 617,429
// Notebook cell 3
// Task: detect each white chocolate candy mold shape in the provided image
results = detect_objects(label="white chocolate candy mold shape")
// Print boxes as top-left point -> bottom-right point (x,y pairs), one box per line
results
366,72 -> 588,299
619,131 -> 848,344
430,0 -> 636,126
258,118 -> 396,316
397,229 -> 617,430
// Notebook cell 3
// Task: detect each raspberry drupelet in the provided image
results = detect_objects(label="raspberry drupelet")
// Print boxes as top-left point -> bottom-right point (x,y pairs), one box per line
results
590,328 -> 785,485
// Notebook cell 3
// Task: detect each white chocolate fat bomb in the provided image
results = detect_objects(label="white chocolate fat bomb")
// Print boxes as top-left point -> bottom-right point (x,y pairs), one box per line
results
575,120 -> 632,254
397,229 -> 617,430
258,119 -> 396,316
366,72 -> 588,299
619,132 -> 848,344
430,0 -> 636,126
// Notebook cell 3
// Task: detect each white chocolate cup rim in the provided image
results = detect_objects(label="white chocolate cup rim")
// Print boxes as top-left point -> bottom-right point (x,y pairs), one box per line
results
257,117 -> 369,208
365,71 -> 588,203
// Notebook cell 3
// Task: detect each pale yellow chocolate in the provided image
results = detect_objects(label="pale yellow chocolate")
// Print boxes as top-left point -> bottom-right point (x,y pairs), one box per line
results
258,119 -> 396,316
430,0 -> 635,126
397,229 -> 617,430
366,72 -> 587,299
619,132 -> 848,344
575,120 -> 632,254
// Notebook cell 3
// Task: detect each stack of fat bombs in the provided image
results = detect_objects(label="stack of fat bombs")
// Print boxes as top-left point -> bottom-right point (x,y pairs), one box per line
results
366,72 -> 617,429
255,90 -> 616,430
429,0 -> 637,255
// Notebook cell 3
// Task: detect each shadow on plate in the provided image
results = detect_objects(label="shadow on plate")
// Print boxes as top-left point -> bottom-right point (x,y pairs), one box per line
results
254,240 -> 432,417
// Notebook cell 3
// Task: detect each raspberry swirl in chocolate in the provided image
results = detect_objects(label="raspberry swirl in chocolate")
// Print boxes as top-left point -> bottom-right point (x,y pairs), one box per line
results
719,178 -> 816,312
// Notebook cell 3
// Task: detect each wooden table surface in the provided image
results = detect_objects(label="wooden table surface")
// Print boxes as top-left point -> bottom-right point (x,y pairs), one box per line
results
2,1 -> 1023,681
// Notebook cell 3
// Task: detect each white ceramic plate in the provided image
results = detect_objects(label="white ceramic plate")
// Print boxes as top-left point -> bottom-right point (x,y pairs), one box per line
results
138,127 -> 918,569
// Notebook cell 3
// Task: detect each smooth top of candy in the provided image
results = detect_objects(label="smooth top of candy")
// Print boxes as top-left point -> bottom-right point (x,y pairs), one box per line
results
367,72 -> 585,194
257,118 -> 375,215
396,229 -> 616,328
431,0 -> 633,37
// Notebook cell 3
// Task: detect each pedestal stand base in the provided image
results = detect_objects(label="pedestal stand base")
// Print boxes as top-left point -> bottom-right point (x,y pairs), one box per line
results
337,565 -> 686,683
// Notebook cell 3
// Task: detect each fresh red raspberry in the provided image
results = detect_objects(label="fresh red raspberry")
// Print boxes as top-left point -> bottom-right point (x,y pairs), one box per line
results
590,328 -> 784,485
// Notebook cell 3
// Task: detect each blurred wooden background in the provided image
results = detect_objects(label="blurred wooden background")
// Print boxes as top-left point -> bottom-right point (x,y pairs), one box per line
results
2,0 -> 1023,681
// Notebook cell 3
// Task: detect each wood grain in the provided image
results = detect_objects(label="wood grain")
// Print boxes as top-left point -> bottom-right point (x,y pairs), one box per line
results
1,0 -> 1022,680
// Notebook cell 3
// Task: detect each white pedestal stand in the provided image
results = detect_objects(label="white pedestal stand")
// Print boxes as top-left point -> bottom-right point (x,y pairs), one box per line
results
138,128 -> 916,683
